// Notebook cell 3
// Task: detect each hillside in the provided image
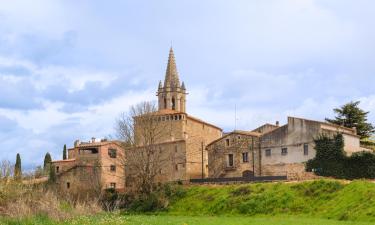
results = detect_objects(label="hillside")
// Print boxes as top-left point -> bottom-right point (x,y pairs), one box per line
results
166,179 -> 375,221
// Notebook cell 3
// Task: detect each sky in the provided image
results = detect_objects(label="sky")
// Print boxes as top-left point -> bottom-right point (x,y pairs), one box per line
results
0,0 -> 375,169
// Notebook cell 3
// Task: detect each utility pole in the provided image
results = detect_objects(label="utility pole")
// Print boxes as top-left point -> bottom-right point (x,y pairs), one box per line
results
252,137 -> 255,177
201,141 -> 204,179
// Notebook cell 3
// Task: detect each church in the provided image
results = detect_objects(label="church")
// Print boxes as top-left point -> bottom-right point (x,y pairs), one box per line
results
125,48 -> 222,186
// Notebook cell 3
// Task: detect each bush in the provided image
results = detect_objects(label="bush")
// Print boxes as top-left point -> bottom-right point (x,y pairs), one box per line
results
307,134 -> 375,179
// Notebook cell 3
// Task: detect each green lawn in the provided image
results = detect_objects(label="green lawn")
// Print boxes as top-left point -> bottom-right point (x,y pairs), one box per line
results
2,215 -> 374,225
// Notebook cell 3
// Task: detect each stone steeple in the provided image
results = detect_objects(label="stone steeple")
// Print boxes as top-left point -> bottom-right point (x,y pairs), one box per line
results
157,47 -> 187,112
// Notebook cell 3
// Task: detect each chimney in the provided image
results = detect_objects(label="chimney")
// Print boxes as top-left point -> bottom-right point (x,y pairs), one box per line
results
91,137 -> 96,143
276,121 -> 280,127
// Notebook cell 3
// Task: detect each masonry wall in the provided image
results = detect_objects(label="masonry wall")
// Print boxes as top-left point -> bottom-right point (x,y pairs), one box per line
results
207,133 -> 260,178
125,140 -> 187,189
185,118 -> 222,179
98,142 -> 125,190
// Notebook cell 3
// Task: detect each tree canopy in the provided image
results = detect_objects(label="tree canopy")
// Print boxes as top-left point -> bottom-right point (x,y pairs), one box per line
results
14,153 -> 22,180
63,144 -> 67,160
325,101 -> 374,139
43,152 -> 52,172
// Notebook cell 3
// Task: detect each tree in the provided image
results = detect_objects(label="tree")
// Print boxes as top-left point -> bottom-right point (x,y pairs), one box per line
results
43,152 -> 52,174
63,144 -> 67,160
325,101 -> 375,139
49,163 -> 56,183
14,153 -> 22,180
116,101 -> 169,195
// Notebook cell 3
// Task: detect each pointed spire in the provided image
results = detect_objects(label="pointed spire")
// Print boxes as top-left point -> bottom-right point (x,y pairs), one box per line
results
164,47 -> 180,88
181,81 -> 186,90
158,80 -> 162,90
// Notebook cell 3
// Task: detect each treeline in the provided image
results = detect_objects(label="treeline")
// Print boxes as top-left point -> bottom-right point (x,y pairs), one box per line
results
306,134 -> 375,179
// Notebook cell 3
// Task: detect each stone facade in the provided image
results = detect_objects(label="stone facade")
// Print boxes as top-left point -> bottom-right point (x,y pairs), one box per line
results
52,139 -> 125,192
207,117 -> 364,179
207,131 -> 261,178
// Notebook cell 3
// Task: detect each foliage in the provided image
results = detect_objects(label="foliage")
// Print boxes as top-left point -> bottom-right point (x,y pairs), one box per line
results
2,214 -> 374,225
44,152 -> 52,173
49,164 -> 57,183
63,144 -> 67,160
116,101 -> 169,195
14,153 -> 22,180
3,181 -> 375,223
306,134 -> 346,178
325,101 -> 375,139
306,134 -> 375,179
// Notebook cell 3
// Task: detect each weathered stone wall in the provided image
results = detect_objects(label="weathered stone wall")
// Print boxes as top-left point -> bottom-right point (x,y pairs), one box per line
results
207,133 -> 260,178
185,118 -> 222,179
125,140 -> 187,189
98,142 -> 125,190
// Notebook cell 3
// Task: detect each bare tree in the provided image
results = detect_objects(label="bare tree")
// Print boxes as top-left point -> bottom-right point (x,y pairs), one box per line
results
0,160 -> 13,182
116,101 -> 169,195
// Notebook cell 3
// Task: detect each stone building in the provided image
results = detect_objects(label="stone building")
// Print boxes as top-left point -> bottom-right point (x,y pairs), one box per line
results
207,116 -> 364,179
207,131 -> 261,178
125,48 -> 222,187
51,139 -> 125,192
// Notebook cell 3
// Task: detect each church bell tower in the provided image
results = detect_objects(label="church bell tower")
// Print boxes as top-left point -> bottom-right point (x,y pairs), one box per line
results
157,47 -> 187,112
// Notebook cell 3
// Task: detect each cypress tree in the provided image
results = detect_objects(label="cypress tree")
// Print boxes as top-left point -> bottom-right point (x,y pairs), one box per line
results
49,164 -> 56,183
14,153 -> 22,180
43,152 -> 52,172
63,144 -> 67,160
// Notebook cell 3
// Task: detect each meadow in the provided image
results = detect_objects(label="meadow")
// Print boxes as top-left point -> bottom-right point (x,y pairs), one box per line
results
2,214 -> 375,225
2,179 -> 375,224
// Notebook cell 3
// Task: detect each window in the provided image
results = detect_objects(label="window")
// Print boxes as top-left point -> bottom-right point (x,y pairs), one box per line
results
304,143 -> 309,155
228,154 -> 234,167
225,139 -> 230,147
242,152 -> 249,163
110,165 -> 116,172
175,164 -> 178,171
175,145 -> 178,153
238,136 -> 241,140
108,149 -> 117,158
56,166 -> 60,173
265,149 -> 271,157
281,148 -> 288,156
110,183 -> 116,189
67,182 -> 70,189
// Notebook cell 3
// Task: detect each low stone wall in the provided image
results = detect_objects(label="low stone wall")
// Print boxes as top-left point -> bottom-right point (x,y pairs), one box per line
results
262,163 -> 318,180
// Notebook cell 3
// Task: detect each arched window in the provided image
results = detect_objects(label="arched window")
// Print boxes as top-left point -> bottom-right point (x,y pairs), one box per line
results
172,98 -> 176,110
164,98 -> 167,109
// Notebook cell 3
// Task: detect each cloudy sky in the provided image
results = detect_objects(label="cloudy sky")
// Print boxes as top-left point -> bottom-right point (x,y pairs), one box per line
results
1,0 -> 375,169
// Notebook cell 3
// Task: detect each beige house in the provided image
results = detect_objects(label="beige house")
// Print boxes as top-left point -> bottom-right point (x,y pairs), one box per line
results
207,117 -> 364,179
52,139 -> 125,192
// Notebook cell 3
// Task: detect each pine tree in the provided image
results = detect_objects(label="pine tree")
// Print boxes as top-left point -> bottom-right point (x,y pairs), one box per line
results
43,152 -> 52,173
63,144 -> 67,160
14,153 -> 22,180
326,101 -> 375,139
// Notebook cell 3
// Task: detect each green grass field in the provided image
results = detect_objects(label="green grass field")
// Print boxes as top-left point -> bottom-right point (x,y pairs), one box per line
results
2,179 -> 375,224
2,215 -> 375,225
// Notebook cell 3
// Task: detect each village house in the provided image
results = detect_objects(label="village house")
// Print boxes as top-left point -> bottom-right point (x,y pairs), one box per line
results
207,116 -> 364,179
51,138 -> 125,192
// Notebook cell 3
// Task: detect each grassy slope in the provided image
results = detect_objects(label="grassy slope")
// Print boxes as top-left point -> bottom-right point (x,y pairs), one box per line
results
167,179 -> 375,221
2,215 -> 375,225
2,179 -> 375,224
